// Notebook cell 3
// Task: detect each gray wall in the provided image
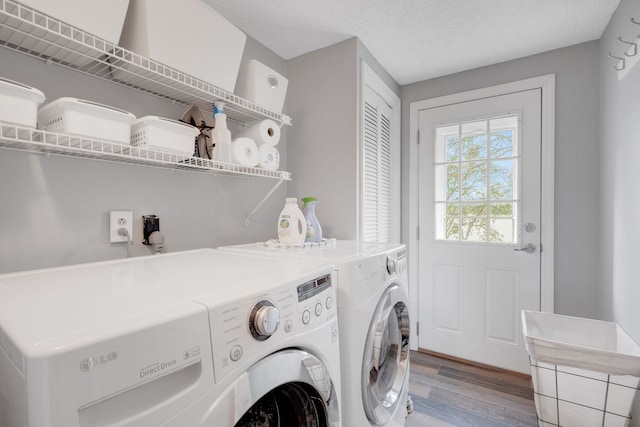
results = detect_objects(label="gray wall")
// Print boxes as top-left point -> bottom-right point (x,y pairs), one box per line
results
598,0 -> 640,423
0,35 -> 288,274
401,41 -> 601,318
286,37 -> 399,240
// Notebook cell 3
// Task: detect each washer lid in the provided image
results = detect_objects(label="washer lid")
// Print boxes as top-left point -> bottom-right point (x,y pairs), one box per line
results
361,284 -> 410,425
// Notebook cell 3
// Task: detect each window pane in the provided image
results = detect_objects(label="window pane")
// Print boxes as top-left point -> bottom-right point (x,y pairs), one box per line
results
490,218 -> 515,243
435,202 -> 461,240
434,164 -> 460,201
445,216 -> 460,240
489,116 -> 517,158
490,202 -> 514,217
460,202 -> 486,217
489,159 -> 514,200
461,217 -> 487,242
461,121 -> 486,161
435,124 -> 459,162
460,161 -> 487,201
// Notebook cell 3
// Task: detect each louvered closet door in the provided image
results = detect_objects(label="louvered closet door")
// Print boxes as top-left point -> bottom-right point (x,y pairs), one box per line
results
362,85 -> 393,243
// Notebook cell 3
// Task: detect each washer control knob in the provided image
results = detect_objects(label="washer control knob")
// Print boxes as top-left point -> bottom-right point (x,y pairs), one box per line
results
387,256 -> 397,274
249,300 -> 280,340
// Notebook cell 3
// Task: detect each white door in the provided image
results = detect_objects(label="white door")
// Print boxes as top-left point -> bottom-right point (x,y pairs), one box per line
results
418,89 -> 541,373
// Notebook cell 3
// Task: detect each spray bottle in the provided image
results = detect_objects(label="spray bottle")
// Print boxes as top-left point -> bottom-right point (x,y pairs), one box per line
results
301,197 -> 322,243
212,102 -> 232,163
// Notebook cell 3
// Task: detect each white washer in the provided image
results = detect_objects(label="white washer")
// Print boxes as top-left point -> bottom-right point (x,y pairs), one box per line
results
220,240 -> 411,427
0,249 -> 341,427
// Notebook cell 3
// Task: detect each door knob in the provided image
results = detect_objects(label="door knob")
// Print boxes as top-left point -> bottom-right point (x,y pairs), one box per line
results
514,243 -> 536,254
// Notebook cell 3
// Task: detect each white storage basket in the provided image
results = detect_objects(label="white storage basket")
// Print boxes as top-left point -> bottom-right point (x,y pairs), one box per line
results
131,116 -> 199,155
118,0 -> 246,92
38,98 -> 136,144
0,77 -> 45,127
522,310 -> 640,427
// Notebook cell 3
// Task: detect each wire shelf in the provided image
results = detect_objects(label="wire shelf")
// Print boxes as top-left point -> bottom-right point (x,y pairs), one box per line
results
0,0 -> 292,126
0,122 -> 292,180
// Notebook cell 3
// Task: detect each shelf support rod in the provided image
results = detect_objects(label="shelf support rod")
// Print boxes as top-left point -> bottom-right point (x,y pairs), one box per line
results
245,178 -> 286,226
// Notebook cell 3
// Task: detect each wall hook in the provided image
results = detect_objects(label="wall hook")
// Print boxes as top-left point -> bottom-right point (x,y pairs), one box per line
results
608,53 -> 626,71
618,37 -> 638,56
631,17 -> 640,25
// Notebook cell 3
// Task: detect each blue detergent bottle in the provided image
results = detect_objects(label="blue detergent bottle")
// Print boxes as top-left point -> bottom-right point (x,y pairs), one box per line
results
302,197 -> 322,243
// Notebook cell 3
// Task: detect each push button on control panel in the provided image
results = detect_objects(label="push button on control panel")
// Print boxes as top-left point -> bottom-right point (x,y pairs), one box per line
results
315,303 -> 322,317
230,345 -> 243,362
326,296 -> 332,310
302,309 -> 311,325
284,319 -> 293,333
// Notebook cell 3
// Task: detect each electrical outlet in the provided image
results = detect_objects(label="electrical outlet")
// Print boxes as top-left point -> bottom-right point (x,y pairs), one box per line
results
110,211 -> 133,243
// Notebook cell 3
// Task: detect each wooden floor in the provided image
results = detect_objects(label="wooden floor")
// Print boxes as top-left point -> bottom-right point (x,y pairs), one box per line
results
405,350 -> 538,427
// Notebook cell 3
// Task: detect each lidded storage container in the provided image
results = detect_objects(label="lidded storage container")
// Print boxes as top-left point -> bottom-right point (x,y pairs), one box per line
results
0,77 -> 45,127
235,60 -> 289,113
131,116 -> 199,155
119,0 -> 247,93
38,98 -> 136,144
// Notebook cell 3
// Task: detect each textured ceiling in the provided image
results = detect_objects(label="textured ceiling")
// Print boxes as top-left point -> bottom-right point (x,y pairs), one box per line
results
201,0 -> 620,85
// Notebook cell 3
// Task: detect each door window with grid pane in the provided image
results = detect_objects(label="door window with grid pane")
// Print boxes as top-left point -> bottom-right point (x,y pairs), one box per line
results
434,115 -> 519,244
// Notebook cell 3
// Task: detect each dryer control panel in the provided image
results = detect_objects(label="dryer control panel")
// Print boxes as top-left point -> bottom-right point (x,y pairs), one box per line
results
206,271 -> 337,384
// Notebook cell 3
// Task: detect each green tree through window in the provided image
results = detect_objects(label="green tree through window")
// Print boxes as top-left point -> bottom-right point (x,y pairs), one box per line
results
435,116 -> 518,243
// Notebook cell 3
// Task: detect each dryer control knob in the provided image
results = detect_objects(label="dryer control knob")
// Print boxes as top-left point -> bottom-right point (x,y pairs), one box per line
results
387,256 -> 397,274
254,305 -> 280,336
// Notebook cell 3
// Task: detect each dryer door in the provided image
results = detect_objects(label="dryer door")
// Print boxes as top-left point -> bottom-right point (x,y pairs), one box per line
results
361,283 -> 410,425
199,349 -> 340,426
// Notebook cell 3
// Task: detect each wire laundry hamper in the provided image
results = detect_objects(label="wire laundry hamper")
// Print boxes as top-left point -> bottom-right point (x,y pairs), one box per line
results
522,311 -> 640,427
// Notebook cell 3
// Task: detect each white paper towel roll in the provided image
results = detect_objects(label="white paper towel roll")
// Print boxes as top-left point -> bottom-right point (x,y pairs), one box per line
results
237,119 -> 281,146
259,144 -> 279,171
232,137 -> 260,167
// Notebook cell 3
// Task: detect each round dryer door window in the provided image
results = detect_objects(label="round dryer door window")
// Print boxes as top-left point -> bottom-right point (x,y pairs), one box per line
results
361,284 -> 410,425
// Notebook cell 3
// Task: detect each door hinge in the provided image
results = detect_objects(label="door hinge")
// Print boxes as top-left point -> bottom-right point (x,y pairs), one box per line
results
416,322 -> 419,335
416,226 -> 420,240
416,129 -> 420,144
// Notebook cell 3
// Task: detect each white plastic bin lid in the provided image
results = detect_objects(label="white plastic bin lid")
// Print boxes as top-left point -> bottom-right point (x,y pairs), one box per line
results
0,77 -> 45,103
39,97 -> 136,122
522,310 -> 640,376
133,116 -> 199,135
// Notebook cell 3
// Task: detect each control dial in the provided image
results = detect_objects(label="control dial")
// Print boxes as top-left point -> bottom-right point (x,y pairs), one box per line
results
386,256 -> 397,274
249,300 -> 280,341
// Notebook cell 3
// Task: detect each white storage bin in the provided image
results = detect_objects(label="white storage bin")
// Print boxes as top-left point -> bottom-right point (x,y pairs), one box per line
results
131,116 -> 199,155
235,60 -> 288,113
11,0 -> 129,45
522,310 -> 640,427
0,77 -> 45,127
119,0 -> 246,93
38,98 -> 136,144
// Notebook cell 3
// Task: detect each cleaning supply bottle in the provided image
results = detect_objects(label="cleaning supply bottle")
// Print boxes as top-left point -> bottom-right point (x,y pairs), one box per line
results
278,198 -> 306,245
212,102 -> 232,163
302,197 -> 322,243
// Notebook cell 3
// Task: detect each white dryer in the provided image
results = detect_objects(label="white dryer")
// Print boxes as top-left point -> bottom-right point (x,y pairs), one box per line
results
0,249 -> 341,427
220,240 -> 411,427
